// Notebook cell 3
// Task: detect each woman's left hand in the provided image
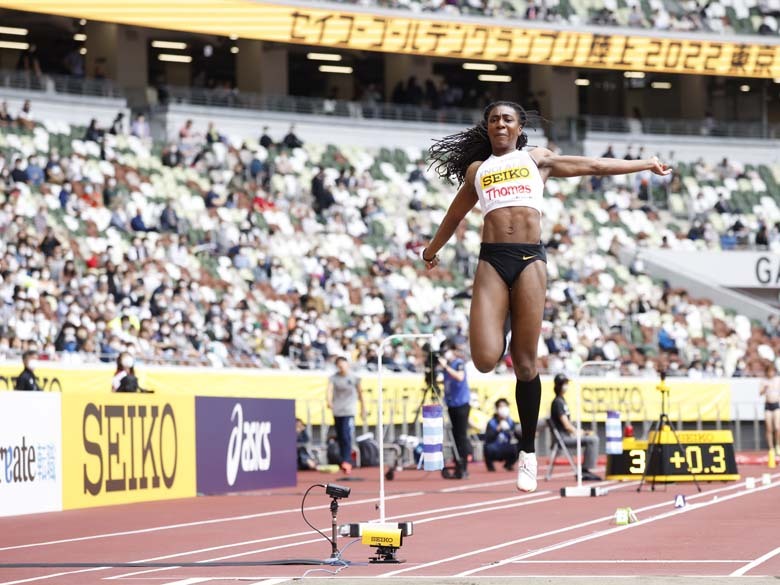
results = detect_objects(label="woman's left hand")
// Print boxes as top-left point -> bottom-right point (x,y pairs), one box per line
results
649,156 -> 672,176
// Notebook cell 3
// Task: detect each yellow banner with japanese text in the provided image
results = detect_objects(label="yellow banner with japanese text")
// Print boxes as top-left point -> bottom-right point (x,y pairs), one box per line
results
0,1 -> 778,78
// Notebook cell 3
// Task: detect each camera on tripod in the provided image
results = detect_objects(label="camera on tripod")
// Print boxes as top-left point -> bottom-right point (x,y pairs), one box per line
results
422,342 -> 442,389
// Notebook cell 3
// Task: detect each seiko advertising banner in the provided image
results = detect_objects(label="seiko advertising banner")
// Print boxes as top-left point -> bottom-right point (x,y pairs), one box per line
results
195,397 -> 296,494
60,392 -> 197,510
0,393 -> 63,516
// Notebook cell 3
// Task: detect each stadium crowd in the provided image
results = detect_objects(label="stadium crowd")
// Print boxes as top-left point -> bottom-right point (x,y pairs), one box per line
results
0,100 -> 779,379
330,0 -> 780,36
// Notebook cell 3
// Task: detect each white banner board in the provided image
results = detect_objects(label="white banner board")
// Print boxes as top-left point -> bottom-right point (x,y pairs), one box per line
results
0,393 -> 63,516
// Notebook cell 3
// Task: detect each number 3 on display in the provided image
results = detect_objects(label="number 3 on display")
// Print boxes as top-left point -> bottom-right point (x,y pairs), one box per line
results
709,444 -> 726,473
629,449 -> 646,473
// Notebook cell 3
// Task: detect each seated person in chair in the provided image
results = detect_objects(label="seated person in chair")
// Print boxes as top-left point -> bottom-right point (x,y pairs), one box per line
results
483,398 -> 522,471
551,374 -> 602,481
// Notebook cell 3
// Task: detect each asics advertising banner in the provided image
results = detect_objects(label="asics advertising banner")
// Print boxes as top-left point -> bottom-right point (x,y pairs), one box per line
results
0,393 -> 63,516
195,397 -> 296,494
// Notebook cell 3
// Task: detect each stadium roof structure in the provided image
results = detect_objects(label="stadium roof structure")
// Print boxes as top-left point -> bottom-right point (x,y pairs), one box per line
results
2,0 -> 780,78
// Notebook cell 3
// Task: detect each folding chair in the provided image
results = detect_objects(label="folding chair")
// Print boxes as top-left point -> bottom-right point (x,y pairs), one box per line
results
545,418 -> 578,480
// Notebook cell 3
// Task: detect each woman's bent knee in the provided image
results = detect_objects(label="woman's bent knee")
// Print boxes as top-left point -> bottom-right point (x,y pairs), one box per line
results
513,358 -> 537,381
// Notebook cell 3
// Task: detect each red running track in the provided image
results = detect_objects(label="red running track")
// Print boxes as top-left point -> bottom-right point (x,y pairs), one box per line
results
0,462 -> 779,584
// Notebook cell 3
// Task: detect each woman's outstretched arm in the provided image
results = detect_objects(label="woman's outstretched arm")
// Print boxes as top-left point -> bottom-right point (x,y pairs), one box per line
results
531,147 -> 671,180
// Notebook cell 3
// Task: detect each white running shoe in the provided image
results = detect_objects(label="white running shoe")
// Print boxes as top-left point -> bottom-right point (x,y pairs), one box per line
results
516,451 -> 538,493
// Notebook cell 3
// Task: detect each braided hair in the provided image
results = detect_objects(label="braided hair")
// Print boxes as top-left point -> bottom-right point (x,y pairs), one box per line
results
428,101 -> 539,185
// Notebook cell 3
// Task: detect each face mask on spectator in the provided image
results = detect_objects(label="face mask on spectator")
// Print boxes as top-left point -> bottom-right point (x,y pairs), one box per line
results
121,355 -> 134,369
497,405 -> 510,419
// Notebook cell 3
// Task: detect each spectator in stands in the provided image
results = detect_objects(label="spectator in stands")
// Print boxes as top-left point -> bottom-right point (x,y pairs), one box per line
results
205,122 -> 221,144
311,167 -> 335,215
259,126 -> 274,149
130,114 -> 150,141
714,194 -> 734,214
25,155 -> 44,186
483,397 -> 522,471
109,112 -> 125,135
756,221 -> 770,248
204,185 -> 227,208
15,350 -> 41,391
282,124 -> 303,149
160,202 -> 180,233
16,100 -> 34,130
550,374 -> 601,480
84,119 -> 102,143
702,111 -> 716,136
601,145 -> 615,158
0,101 -> 12,126
628,5 -> 645,27
10,158 -> 28,183
408,160 -> 428,185
162,144 -> 182,167
130,209 -> 155,233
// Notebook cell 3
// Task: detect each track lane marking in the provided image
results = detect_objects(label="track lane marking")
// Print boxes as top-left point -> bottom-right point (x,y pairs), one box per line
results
457,479 -> 780,577
380,474 -> 780,577
0,567 -> 107,585
510,559 -> 750,564
730,545 -> 780,576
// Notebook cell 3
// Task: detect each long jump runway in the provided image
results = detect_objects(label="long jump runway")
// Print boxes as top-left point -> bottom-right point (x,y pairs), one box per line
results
1,463 -> 779,585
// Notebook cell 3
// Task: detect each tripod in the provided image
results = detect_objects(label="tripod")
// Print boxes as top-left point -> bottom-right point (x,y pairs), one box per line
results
412,364 -> 465,479
637,377 -> 701,493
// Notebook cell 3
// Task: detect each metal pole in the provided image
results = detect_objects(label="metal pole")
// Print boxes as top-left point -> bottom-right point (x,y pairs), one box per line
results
377,333 -> 433,523
575,360 -> 621,490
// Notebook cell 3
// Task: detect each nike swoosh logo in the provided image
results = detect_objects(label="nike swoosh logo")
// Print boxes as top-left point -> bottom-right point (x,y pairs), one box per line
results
522,255 -> 536,260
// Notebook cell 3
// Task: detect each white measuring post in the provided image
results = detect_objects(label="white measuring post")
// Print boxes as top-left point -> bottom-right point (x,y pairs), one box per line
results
561,360 -> 621,498
377,333 -> 433,522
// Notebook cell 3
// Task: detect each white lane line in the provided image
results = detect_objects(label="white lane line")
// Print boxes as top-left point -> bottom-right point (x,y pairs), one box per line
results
730,545 -> 780,576
457,479 -> 780,577
381,473 -> 780,578
160,579 -> 213,585
105,566 -> 180,580
244,579 -> 290,585
108,490 -> 552,568
0,465 -> 583,554
0,567 -> 107,585
107,490 -> 557,579
510,559 -> 750,564
414,496 -> 560,525
0,492 -> 426,553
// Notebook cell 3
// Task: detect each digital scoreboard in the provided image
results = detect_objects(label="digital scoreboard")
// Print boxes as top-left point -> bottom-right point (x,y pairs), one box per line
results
606,429 -> 739,482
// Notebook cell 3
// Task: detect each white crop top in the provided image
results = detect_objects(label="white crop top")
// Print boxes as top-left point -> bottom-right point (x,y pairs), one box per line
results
474,149 -> 545,216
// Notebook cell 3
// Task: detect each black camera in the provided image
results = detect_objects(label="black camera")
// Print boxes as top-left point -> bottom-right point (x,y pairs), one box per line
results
325,483 -> 351,499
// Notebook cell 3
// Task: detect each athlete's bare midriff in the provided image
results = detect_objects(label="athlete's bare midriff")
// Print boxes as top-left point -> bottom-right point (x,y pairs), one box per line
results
482,206 -> 542,244
764,377 -> 780,403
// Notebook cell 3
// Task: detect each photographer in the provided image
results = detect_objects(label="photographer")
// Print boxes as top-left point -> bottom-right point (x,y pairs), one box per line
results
438,342 -> 472,479
483,398 -> 522,471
